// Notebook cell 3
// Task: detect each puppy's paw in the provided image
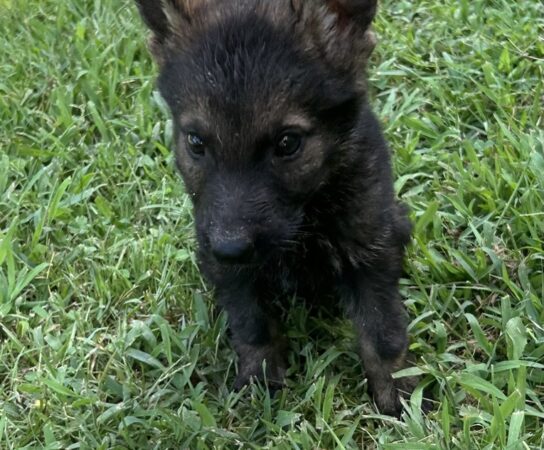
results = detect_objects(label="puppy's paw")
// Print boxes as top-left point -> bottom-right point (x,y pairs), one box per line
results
372,375 -> 432,417
233,363 -> 286,392
372,382 -> 404,418
232,344 -> 287,391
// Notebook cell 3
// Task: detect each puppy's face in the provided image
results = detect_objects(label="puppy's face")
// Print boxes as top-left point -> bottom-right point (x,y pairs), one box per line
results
136,0 -> 377,265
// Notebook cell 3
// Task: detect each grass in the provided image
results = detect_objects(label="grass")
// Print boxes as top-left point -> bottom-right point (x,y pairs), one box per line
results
0,0 -> 543,448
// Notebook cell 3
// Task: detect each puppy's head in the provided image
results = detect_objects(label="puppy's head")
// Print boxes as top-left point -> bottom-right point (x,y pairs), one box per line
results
136,0 -> 378,265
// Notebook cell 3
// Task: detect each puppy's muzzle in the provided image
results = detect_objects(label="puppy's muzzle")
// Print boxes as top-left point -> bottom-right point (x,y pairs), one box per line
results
210,236 -> 255,264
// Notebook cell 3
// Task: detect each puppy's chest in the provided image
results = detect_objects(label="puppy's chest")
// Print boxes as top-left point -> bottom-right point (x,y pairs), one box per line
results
261,236 -> 341,302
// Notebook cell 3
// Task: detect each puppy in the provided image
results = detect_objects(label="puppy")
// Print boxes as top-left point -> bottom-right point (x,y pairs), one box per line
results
135,0 -> 415,416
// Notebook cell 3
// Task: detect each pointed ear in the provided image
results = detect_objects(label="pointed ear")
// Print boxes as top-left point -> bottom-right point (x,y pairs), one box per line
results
326,0 -> 378,32
135,0 -> 169,40
135,0 -> 203,64
292,0 -> 378,75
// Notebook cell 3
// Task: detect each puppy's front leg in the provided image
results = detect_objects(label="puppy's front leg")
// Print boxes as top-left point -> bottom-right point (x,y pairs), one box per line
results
342,268 -> 417,416
218,285 -> 287,390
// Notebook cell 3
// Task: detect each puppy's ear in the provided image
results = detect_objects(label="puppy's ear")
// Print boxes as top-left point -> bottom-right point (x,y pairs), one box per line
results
135,0 -> 203,64
325,0 -> 377,31
292,0 -> 378,75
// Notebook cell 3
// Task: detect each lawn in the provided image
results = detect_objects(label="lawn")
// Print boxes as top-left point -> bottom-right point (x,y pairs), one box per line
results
0,0 -> 543,448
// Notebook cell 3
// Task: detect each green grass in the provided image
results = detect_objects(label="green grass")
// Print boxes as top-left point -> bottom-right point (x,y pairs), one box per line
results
1,0 -> 543,448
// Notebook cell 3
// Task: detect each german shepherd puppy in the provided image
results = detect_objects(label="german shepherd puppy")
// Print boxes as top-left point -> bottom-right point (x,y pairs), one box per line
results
135,0 -> 415,416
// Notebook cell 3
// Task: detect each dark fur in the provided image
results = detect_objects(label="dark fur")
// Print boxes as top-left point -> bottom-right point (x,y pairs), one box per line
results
135,0 -> 416,416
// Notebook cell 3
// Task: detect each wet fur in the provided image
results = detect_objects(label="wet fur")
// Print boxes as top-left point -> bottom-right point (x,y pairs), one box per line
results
135,0 -> 415,416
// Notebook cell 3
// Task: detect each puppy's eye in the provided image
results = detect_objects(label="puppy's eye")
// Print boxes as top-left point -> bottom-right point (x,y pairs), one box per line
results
275,132 -> 303,158
187,132 -> 205,156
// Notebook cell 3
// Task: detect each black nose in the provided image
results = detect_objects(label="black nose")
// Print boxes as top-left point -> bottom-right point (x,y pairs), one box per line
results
211,238 -> 254,263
